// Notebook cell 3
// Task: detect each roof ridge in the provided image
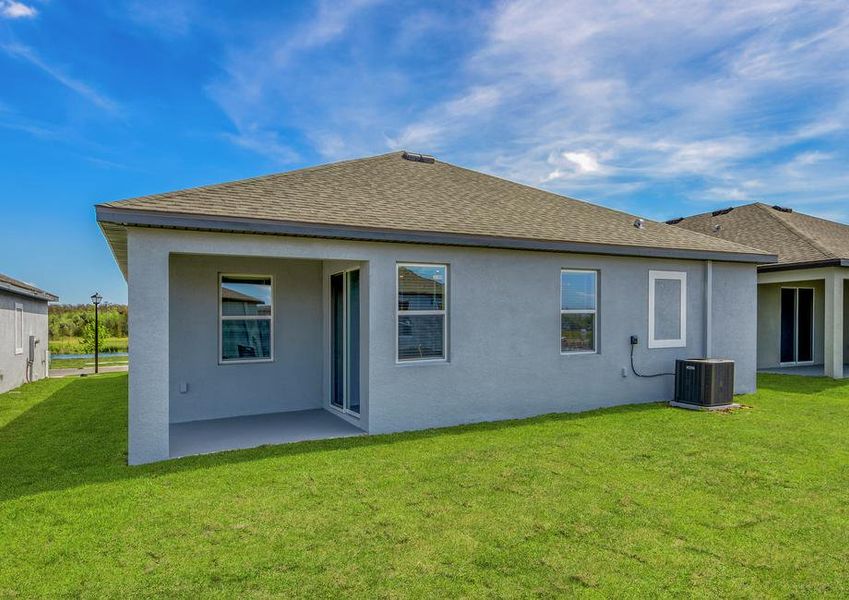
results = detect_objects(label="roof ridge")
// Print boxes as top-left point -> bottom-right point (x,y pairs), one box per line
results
441,163 -> 768,254
675,202 -> 760,222
753,203 -> 836,259
99,151 -> 405,208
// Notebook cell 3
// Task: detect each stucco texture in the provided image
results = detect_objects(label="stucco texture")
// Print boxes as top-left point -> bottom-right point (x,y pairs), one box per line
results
126,228 -> 759,464
169,254 -> 324,423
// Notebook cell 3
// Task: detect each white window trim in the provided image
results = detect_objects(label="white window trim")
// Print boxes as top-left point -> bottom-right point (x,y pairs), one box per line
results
396,262 -> 448,364
648,270 -> 687,349
14,303 -> 23,355
560,269 -> 599,355
218,273 -> 274,365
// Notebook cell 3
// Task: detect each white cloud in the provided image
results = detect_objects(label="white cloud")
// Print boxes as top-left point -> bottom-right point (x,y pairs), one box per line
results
414,0 -> 849,219
207,0 -> 387,163
788,151 -> 831,167
1,43 -> 119,113
124,1 -> 196,36
201,0 -> 849,219
387,85 -> 503,151
0,1 -> 36,19
223,128 -> 299,164
562,152 -> 602,174
544,150 -> 607,181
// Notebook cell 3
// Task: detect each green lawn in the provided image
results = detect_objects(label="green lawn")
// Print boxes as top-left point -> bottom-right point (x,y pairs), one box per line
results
1,374 -> 848,597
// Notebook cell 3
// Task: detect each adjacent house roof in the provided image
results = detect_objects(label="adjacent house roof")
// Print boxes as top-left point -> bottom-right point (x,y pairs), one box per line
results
97,151 -> 773,276
0,273 -> 58,302
671,203 -> 849,271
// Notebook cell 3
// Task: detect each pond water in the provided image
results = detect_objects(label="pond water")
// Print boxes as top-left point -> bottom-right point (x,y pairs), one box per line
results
52,352 -> 129,360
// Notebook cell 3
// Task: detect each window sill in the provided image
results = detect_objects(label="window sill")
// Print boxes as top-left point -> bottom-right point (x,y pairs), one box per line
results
218,358 -> 274,365
647,341 -> 686,349
395,358 -> 450,367
560,351 -> 599,356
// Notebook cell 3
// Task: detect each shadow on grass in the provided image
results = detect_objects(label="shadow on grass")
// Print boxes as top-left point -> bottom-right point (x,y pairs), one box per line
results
0,373 -> 668,503
756,372 -> 849,395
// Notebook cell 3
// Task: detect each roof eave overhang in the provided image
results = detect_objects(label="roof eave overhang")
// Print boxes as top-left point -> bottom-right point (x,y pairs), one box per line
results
0,280 -> 58,302
758,258 -> 849,273
95,205 -> 776,267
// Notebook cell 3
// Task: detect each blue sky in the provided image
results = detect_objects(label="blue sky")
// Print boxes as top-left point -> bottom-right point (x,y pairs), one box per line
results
1,0 -> 848,304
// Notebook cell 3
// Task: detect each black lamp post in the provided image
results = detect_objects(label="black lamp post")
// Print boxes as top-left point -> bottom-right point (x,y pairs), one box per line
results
91,292 -> 102,374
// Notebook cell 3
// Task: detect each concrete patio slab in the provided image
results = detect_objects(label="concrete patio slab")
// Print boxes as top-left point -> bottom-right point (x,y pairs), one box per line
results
758,364 -> 849,377
169,409 -> 365,459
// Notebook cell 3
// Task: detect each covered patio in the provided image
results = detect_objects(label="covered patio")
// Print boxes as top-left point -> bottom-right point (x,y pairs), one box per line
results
109,229 -> 373,464
758,266 -> 849,379
758,364 -> 849,377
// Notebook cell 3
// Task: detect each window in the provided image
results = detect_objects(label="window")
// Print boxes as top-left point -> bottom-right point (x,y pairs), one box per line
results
561,270 -> 598,354
648,270 -> 687,348
397,263 -> 447,361
14,303 -> 23,355
219,275 -> 273,363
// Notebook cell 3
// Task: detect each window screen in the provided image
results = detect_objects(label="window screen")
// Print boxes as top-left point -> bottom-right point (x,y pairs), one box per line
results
220,275 -> 272,362
561,270 -> 598,353
397,264 -> 447,361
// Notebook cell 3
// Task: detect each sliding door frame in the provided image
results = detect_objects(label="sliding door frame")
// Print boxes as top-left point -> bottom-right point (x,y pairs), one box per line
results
779,286 -> 815,367
329,267 -> 361,417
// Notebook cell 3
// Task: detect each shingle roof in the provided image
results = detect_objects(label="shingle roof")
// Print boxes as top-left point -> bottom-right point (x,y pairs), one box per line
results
672,203 -> 849,267
97,151 -> 771,271
0,273 -> 58,302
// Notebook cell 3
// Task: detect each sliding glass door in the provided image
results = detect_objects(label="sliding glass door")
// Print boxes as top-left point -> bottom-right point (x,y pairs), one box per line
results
330,269 -> 360,415
780,287 -> 814,365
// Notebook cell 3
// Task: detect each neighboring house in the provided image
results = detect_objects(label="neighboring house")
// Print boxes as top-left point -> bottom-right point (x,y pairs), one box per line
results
671,202 -> 849,379
0,273 -> 58,393
96,151 -> 773,465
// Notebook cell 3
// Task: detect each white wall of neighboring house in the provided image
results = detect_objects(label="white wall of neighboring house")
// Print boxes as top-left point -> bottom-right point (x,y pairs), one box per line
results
0,290 -> 50,393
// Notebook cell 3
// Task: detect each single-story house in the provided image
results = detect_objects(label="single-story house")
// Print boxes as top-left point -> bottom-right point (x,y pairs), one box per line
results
671,202 -> 849,378
96,151 -> 774,465
0,273 -> 58,393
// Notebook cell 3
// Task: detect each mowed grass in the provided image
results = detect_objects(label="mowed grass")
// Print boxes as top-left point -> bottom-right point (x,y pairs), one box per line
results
1,374 -> 848,597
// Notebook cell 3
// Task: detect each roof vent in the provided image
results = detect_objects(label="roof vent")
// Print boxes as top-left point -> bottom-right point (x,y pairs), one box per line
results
633,218 -> 645,229
712,224 -> 722,233
711,207 -> 734,216
772,205 -> 793,213
401,151 -> 435,164
665,217 -> 684,225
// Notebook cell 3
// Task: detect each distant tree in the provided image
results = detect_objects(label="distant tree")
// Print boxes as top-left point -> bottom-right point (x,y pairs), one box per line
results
79,320 -> 110,354
49,304 -> 128,339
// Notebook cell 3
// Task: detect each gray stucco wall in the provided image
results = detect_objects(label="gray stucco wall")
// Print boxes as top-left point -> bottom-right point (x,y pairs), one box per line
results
125,227 -> 759,463
0,290 -> 50,394
364,248 -> 754,435
757,280 -> 825,368
169,254 -> 324,423
710,262 -> 758,392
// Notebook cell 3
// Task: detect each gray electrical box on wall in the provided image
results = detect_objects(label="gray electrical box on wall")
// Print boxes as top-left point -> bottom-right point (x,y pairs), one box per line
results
674,359 -> 735,408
